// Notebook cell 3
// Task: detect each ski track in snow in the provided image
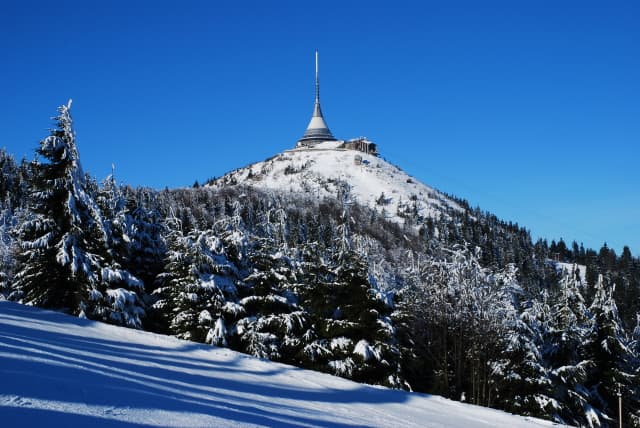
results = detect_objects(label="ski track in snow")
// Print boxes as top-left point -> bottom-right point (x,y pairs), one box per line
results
0,301 -> 565,427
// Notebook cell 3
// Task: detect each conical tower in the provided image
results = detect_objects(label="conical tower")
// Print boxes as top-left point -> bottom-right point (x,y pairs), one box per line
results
297,51 -> 336,147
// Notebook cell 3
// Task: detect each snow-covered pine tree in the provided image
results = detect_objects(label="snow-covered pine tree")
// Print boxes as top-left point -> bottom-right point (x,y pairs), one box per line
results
235,228 -> 307,362
0,197 -> 16,298
210,196 -> 249,268
332,248 -> 403,387
97,171 -> 129,261
584,275 -> 640,427
632,315 -> 640,428
0,149 -> 20,294
12,101 -> 107,317
297,242 -> 403,388
153,218 -> 238,343
545,267 -> 598,426
491,295 -> 557,419
632,313 -> 640,427
95,172 -> 146,328
0,149 -> 23,208
123,186 -> 166,293
633,313 -> 640,362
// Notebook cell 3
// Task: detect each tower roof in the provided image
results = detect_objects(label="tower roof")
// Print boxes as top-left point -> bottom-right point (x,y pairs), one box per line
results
297,51 -> 336,147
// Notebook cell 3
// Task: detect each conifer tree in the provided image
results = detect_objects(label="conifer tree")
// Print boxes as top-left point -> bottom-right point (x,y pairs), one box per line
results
584,275 -> 639,427
492,296 -> 556,419
236,239 -> 306,361
0,149 -> 22,207
633,313 -> 640,360
545,269 -> 597,426
95,172 -> 146,328
12,101 -> 107,317
124,187 -> 166,292
297,241 -> 403,387
153,218 -> 238,343
0,198 -> 16,297
234,205 -> 306,362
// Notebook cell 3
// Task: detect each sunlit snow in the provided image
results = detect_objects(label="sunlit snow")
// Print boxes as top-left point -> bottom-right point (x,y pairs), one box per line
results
208,147 -> 464,228
0,301 -> 563,427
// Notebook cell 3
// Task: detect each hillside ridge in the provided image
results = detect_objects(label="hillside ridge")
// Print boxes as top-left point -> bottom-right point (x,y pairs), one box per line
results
207,144 -> 464,229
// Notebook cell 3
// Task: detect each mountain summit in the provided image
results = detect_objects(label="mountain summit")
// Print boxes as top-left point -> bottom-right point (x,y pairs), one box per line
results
208,142 -> 463,230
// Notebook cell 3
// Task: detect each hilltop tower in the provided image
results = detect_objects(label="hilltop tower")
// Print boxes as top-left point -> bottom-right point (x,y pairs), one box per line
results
297,51 -> 336,147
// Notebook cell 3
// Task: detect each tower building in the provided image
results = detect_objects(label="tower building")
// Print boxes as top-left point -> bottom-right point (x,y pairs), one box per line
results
297,51 -> 336,147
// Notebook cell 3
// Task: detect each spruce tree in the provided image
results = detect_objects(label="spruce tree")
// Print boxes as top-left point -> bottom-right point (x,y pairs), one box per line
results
13,101 -> 106,316
492,296 -> 556,419
633,313 -> 640,360
235,228 -> 306,362
95,172 -> 146,328
153,219 -> 238,343
297,244 -> 403,387
0,197 -> 16,297
124,187 -> 166,292
0,149 -> 22,207
545,269 -> 597,426
584,275 -> 639,427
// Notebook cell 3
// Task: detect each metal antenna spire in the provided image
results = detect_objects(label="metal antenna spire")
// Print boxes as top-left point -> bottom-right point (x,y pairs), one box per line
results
297,50 -> 336,147
315,50 -> 320,103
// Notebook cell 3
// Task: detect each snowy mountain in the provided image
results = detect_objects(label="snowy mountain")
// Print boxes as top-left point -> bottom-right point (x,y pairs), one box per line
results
207,142 -> 464,228
2,108 -> 578,425
0,300 -> 563,428
3,101 -> 638,427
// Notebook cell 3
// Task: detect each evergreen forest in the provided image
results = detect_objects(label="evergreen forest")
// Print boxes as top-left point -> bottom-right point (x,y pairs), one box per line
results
1,102 -> 639,427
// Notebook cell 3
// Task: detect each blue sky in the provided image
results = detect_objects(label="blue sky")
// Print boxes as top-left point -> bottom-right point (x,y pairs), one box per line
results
2,1 -> 638,255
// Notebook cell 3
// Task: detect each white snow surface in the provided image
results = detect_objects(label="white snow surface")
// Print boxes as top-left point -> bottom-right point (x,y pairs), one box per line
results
550,261 -> 588,285
0,301 -> 563,427
208,147 -> 463,226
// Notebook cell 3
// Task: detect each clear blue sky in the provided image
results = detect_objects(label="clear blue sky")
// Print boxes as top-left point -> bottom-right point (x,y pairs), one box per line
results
2,1 -> 638,255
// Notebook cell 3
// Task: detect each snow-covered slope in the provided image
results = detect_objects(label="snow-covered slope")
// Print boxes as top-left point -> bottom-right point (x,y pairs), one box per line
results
208,144 -> 463,226
0,301 -> 563,427
551,261 -> 588,285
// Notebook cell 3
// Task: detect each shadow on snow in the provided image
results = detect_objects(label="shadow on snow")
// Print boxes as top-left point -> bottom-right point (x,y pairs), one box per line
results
0,302 -> 410,427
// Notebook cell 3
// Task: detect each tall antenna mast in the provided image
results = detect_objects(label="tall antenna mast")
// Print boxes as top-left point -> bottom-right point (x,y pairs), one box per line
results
315,50 -> 320,103
297,50 -> 336,147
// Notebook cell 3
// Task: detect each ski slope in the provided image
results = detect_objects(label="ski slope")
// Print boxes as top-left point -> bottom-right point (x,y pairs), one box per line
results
0,301 -> 564,427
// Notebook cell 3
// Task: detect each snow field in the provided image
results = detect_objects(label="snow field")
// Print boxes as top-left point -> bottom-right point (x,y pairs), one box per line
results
0,301 -> 563,427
